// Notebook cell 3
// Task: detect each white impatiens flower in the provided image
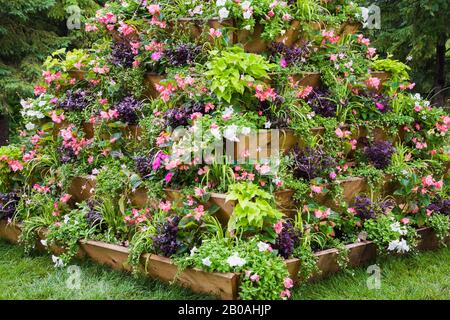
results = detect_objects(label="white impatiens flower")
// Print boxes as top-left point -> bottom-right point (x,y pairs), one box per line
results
390,222 -> 407,236
388,239 -> 410,254
227,253 -> 246,267
63,215 -> 70,224
223,125 -> 240,142
264,121 -> 271,129
257,241 -> 270,252
52,255 -> 65,268
202,257 -> 212,267
218,7 -> 230,19
216,0 -> 227,6
40,239 -> 48,247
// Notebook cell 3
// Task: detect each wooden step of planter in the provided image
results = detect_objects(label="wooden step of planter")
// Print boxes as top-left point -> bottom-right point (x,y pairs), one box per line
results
143,73 -> 166,99
338,21 -> 362,37
286,227 -> 450,283
141,253 -> 239,300
0,219 -> 22,244
173,18 -> 235,43
80,240 -> 132,272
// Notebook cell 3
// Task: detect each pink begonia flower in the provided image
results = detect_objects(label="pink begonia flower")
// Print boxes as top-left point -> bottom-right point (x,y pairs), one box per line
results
50,111 -> 65,124
297,86 -> 313,99
147,4 -> 161,15
401,218 -> 410,224
280,289 -> 291,299
209,28 -> 222,38
273,220 -> 283,234
280,58 -> 288,68
195,187 -> 206,197
310,185 -> 323,194
132,60 -> 140,68
60,194 -> 72,204
151,51 -> 163,61
23,151 -> 36,162
158,200 -> 172,212
250,274 -> 260,282
284,277 -> 294,289
366,77 -> 380,90
8,160 -> 23,172
329,172 -> 337,180
34,85 -> 46,96
194,205 -> 205,221
421,175 -> 434,188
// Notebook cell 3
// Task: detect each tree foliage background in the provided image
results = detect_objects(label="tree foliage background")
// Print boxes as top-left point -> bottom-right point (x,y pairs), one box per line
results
0,0 -> 103,129
361,0 -> 449,105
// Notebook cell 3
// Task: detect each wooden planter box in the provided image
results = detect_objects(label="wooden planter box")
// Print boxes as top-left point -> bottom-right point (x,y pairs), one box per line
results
0,115 -> 9,146
235,20 -> 301,54
0,219 -> 22,244
338,21 -> 362,37
0,221 -> 448,300
174,18 -> 235,43
143,73 -> 166,99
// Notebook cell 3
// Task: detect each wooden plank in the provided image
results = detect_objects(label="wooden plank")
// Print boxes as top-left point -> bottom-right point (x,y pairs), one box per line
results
0,220 -> 21,244
141,253 -> 239,300
80,240 -> 131,272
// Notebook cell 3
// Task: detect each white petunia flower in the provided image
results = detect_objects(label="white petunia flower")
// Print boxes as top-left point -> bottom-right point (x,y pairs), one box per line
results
264,121 -> 271,129
390,222 -> 407,235
227,253 -> 246,267
218,7 -> 230,19
224,125 -> 240,142
241,1 -> 251,10
190,247 -> 198,257
388,239 -> 410,253
243,10 -> 253,19
202,257 -> 212,267
52,255 -> 65,268
63,215 -> 70,224
25,123 -> 35,131
216,0 -> 227,6
257,241 -> 270,252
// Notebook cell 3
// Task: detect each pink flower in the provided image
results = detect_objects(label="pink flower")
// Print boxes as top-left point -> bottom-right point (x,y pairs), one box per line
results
147,4 -> 161,15
194,205 -> 205,221
401,218 -> 410,224
88,155 -> 94,164
164,172 -> 174,184
151,51 -> 163,61
159,200 -> 172,212
195,187 -> 206,197
330,54 -> 338,61
421,175 -> 434,188
329,172 -> 337,180
8,160 -> 23,172
209,28 -> 222,38
280,289 -> 291,299
273,220 -> 283,234
118,21 -> 135,36
284,277 -> 294,289
280,58 -> 288,68
366,47 -> 376,58
50,111 -> 65,124
255,85 -> 277,102
250,274 -> 260,282
85,23 -> 98,32
297,86 -> 313,99
23,151 -> 36,162
60,194 -> 72,204
311,185 -> 323,194
34,85 -> 46,96
366,77 -> 380,90
434,180 -> 443,189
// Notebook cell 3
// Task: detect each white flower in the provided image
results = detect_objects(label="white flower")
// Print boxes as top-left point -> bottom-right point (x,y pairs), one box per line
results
222,106 -> 234,120
388,239 -> 410,253
52,255 -> 65,268
224,125 -> 240,142
210,127 -> 222,140
406,55 -> 413,61
218,7 -> 230,19
264,121 -> 271,129
63,215 -> 70,224
216,0 -> 227,6
241,127 -> 251,135
413,93 -> 421,101
202,257 -> 212,267
241,1 -> 251,10
40,239 -> 48,247
424,101 -> 430,107
390,222 -> 407,235
243,10 -> 253,19
243,25 -> 251,30
25,123 -> 35,131
190,247 -> 198,257
257,241 -> 270,252
227,253 -> 246,267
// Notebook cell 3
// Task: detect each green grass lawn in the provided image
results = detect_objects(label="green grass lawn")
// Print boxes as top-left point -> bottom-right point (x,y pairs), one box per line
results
1,240 -> 449,300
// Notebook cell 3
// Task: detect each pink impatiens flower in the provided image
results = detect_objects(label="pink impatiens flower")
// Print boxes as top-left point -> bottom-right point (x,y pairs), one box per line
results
366,77 -> 380,90
273,220 -> 283,234
310,185 -> 323,194
159,200 -> 172,212
284,277 -> 294,289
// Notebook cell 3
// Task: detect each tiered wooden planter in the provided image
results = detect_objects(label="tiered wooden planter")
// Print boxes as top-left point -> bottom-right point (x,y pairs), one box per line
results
174,18 -> 235,43
0,219 -> 448,300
